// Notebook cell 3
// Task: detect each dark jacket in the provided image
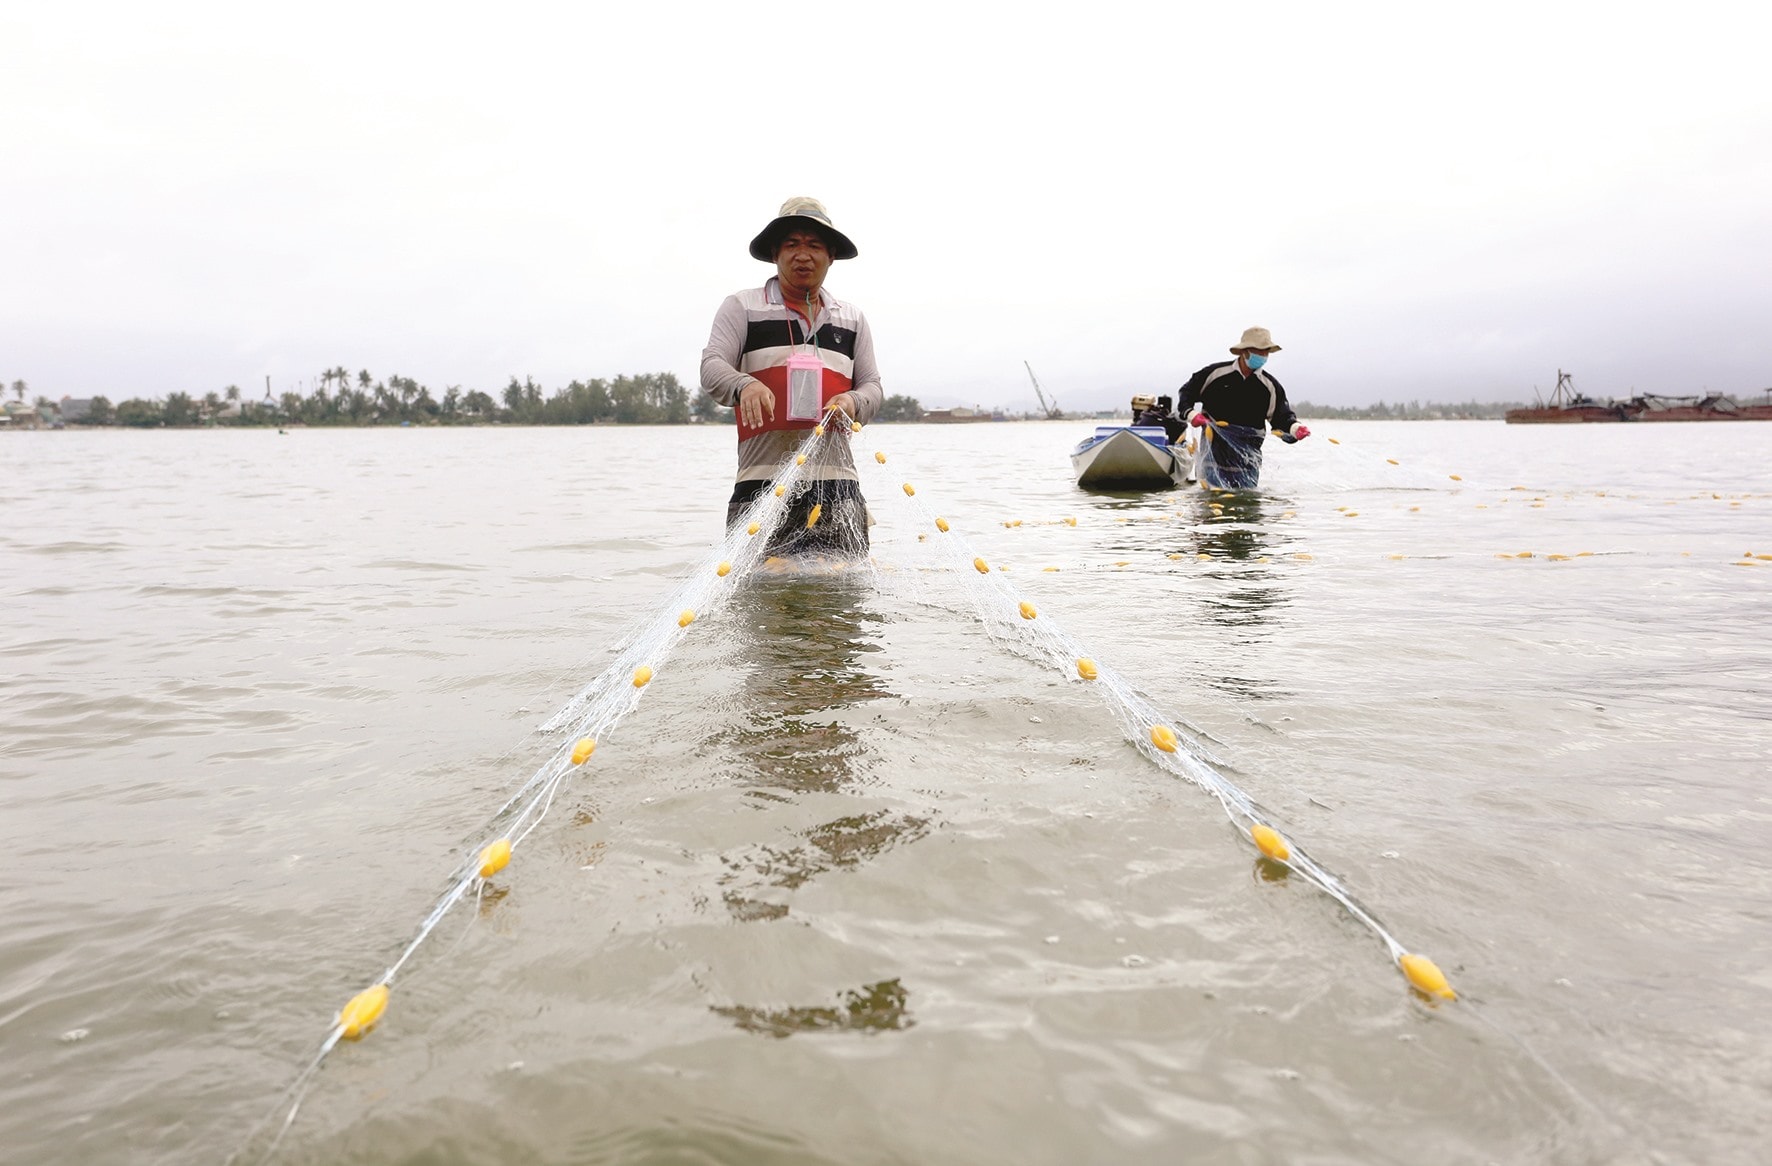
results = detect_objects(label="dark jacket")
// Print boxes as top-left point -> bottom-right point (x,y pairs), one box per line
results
1178,360 -> 1298,434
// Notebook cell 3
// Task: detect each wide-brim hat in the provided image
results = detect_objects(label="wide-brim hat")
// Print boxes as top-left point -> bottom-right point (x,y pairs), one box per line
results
1230,326 -> 1281,353
749,196 -> 859,262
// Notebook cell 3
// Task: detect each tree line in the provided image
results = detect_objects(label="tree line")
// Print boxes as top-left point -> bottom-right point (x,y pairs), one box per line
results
39,369 -> 925,427
1292,398 -> 1526,420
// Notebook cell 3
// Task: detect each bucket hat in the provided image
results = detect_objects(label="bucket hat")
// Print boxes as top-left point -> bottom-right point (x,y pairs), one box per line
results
1131,395 -> 1155,409
1230,326 -> 1281,354
749,196 -> 859,262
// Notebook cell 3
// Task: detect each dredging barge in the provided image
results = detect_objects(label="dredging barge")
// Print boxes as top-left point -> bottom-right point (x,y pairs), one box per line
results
1506,370 -> 1772,423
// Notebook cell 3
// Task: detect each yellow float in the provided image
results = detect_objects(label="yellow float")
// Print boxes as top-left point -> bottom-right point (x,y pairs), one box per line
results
1250,824 -> 1290,861
477,838 -> 512,877
1399,953 -> 1456,1000
337,984 -> 389,1040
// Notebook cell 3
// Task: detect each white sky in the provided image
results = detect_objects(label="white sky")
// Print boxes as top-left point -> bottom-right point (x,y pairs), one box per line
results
3,1 -> 1768,411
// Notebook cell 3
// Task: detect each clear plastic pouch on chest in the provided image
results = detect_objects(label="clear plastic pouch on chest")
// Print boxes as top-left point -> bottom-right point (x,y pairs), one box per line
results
785,351 -> 824,422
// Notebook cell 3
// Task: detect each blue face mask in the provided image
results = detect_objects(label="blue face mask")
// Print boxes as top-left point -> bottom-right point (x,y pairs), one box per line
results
1244,353 -> 1267,371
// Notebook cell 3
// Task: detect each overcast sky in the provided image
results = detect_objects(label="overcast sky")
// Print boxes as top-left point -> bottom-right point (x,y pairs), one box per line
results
4,2 -> 1768,411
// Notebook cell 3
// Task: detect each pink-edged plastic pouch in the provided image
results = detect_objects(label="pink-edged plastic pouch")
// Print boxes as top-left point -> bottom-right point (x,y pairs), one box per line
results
785,351 -> 825,422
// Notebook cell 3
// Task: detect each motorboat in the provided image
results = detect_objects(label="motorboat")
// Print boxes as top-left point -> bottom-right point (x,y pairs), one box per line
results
1070,425 -> 1188,490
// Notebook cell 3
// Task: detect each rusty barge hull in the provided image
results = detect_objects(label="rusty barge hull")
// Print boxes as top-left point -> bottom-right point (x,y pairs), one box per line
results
1506,404 -> 1772,424
1505,407 -> 1628,423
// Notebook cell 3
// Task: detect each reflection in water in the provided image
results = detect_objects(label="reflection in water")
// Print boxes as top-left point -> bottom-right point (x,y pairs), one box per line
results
1171,490 -> 1297,702
723,574 -> 887,794
715,575 -> 928,921
1183,489 -> 1279,561
724,809 -> 933,895
712,978 -> 912,1039
1176,490 -> 1290,622
1254,857 -> 1291,884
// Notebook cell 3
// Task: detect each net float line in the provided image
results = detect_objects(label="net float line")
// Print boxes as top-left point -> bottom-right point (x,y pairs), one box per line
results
866,444 -> 1457,1006
1283,424 -> 1473,489
233,406 -> 867,1165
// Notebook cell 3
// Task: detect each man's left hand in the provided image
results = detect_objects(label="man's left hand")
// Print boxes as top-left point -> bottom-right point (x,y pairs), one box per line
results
826,392 -> 858,424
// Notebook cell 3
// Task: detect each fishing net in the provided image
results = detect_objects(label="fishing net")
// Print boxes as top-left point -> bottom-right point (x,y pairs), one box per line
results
1197,421 -> 1266,490
726,434 -> 872,559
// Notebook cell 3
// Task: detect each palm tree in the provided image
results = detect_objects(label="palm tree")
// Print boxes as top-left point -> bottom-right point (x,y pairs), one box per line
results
225,385 -> 241,404
10,380 -> 25,403
164,391 -> 196,426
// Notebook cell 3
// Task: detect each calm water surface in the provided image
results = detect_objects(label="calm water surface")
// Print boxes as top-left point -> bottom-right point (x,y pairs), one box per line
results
4,421 -> 1770,1165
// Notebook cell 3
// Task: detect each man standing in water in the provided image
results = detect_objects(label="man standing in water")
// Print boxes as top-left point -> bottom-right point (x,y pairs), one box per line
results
1177,327 -> 1310,487
700,197 -> 883,554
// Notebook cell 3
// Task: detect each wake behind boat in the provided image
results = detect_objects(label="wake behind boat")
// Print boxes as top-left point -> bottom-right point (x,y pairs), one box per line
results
1071,425 -> 1188,490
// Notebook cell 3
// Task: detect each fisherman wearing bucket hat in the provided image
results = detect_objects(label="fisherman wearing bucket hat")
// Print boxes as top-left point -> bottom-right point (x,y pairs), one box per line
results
1177,327 -> 1309,443
701,197 -> 883,553
746,196 -> 859,262
1173,328 -> 1309,489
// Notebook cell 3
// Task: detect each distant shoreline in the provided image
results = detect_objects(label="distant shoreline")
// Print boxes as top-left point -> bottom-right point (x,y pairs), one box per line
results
9,374 -> 1529,431
13,369 -> 932,429
8,413 -> 1521,433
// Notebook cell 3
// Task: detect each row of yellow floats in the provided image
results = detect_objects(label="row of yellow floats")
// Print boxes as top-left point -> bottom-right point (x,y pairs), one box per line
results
334,725 -> 620,1040
322,417 -> 857,1048
1140,719 -> 1454,999
889,454 -> 1459,1003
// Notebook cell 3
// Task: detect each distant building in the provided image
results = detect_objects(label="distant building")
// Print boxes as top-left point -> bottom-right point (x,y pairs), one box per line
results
2,400 -> 45,429
922,405 -> 991,424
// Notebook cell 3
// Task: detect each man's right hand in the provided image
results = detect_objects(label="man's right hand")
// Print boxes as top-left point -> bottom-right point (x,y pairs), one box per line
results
739,381 -> 774,429
1188,411 -> 1207,428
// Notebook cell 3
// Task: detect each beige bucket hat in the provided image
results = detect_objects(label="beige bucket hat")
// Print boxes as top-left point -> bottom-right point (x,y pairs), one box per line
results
1131,394 -> 1155,409
749,196 -> 859,262
1230,326 -> 1281,354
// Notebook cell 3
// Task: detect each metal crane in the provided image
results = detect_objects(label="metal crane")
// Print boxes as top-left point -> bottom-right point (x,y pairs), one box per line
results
1023,361 -> 1063,420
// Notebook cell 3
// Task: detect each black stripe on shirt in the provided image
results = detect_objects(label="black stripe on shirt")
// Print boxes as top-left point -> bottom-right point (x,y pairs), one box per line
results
743,319 -> 858,360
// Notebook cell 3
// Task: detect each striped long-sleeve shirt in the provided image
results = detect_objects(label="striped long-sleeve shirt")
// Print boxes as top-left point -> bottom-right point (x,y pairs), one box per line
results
700,277 -> 884,482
